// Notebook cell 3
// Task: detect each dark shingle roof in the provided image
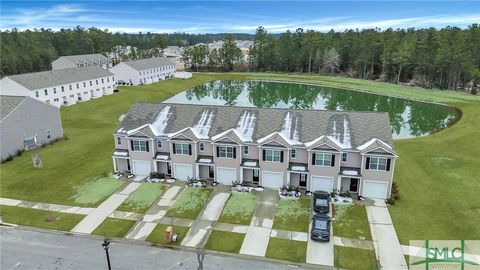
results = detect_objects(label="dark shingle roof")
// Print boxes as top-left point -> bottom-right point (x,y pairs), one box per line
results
0,95 -> 27,120
117,103 -> 394,150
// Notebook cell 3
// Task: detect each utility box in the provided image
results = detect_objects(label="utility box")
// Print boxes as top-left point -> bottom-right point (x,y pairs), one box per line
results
165,226 -> 174,243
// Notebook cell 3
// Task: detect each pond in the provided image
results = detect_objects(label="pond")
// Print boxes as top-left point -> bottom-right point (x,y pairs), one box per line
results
166,80 -> 459,139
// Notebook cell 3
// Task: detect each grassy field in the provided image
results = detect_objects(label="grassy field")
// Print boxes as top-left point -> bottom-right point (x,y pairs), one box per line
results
333,204 -> 372,241
117,183 -> 166,213
91,218 -> 136,238
70,173 -> 124,206
204,231 -> 245,253
265,238 -> 307,263
272,198 -> 310,232
334,246 -> 378,270
217,192 -> 257,225
165,187 -> 213,219
0,72 -> 479,242
0,205 -> 84,231
146,224 -> 190,246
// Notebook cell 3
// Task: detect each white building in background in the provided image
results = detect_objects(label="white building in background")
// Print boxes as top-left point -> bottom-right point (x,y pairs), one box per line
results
0,66 -> 116,107
51,54 -> 112,70
109,57 -> 176,85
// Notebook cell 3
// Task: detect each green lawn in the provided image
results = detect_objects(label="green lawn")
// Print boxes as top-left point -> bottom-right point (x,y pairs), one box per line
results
265,238 -> 307,263
333,204 -> 372,241
117,183 -> 166,213
272,198 -> 310,232
1,72 -> 478,241
70,173 -> 124,206
91,218 -> 136,238
146,224 -> 190,246
334,246 -> 378,270
217,192 -> 257,225
165,187 -> 213,219
204,231 -> 245,253
0,205 -> 84,231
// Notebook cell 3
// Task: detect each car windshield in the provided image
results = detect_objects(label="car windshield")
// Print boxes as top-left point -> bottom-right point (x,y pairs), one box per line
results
315,198 -> 328,207
314,219 -> 328,230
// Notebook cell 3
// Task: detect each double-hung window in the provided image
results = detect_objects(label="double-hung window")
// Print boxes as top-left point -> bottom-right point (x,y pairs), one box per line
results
157,140 -> 162,148
265,149 -> 281,162
46,129 -> 51,139
219,146 -> 234,159
290,148 -> 296,159
175,143 -> 189,155
117,137 -> 122,145
132,140 -> 148,152
369,157 -> 388,171
199,142 -> 204,152
243,145 -> 249,155
315,152 -> 332,166
44,89 -> 48,96
341,153 -> 348,163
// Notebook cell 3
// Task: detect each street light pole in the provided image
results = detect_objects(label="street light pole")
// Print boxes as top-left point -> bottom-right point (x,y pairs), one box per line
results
102,239 -> 112,270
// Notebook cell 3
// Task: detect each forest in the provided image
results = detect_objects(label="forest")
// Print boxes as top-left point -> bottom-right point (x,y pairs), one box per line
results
1,25 -> 479,92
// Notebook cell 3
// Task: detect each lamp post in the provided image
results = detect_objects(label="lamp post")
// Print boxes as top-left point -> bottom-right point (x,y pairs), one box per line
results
102,239 -> 112,270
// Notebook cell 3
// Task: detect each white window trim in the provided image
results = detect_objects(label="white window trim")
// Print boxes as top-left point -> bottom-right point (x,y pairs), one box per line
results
199,142 -> 205,152
243,145 -> 249,155
218,146 -> 235,159
265,148 -> 281,163
314,152 -> 332,167
341,152 -> 348,163
175,143 -> 190,155
290,148 -> 296,159
368,156 -> 388,171
46,129 -> 52,139
116,137 -> 122,145
132,140 -> 148,152
157,140 -> 162,148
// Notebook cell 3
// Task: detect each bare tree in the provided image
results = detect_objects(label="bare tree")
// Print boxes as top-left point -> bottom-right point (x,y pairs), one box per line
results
323,48 -> 340,75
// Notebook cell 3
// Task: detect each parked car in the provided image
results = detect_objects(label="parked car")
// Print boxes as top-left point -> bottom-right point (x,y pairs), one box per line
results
313,190 -> 330,214
311,214 -> 331,241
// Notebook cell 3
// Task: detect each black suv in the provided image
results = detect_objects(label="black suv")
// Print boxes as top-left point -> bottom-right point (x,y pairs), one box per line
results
311,214 -> 331,241
313,191 -> 330,214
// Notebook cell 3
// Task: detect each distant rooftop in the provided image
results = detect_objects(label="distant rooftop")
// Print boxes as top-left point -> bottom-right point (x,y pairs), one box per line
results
6,66 -> 114,90
121,57 -> 175,71
53,53 -> 108,63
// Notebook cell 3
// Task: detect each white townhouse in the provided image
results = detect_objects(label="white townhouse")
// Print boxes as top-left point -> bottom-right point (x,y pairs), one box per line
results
0,66 -> 116,107
109,57 -> 176,85
51,54 -> 112,70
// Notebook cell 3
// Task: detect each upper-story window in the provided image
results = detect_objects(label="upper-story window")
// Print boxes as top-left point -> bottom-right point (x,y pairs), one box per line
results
264,149 -> 282,163
35,91 -> 39,97
157,140 -> 162,148
368,157 -> 389,171
139,72 -> 142,76
341,153 -> 348,163
69,85 -> 72,90
199,142 -> 204,152
76,83 -> 79,89
61,86 -> 65,92
174,143 -> 190,155
90,81 -> 93,86
53,88 -> 57,94
107,77 -> 109,82
44,89 -> 48,96
218,146 -> 235,159
96,79 -> 99,85
290,148 -> 296,159
101,78 -> 104,83
314,152 -> 333,167
116,137 -> 122,145
46,129 -> 51,139
132,140 -> 148,152
243,145 -> 249,155
83,82 -> 86,87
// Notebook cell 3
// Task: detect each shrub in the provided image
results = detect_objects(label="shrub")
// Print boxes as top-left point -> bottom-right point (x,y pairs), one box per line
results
5,155 -> 14,162
386,197 -> 396,205
15,149 -> 24,156
149,172 -> 164,179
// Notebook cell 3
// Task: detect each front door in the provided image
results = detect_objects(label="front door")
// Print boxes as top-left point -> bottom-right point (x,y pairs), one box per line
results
349,178 -> 359,192
209,165 -> 214,178
299,173 -> 307,187
167,162 -> 172,175
252,169 -> 259,183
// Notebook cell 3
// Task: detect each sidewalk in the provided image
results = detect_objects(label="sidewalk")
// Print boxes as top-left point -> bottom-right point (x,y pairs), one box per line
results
71,182 -> 142,234
0,198 -> 94,215
366,199 -> 408,270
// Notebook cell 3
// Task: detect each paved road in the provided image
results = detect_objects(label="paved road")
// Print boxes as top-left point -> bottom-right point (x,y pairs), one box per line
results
0,227 -> 310,270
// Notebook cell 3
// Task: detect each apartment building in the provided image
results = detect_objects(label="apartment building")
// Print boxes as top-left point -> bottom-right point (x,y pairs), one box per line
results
109,57 -> 176,85
51,54 -> 112,70
112,103 -> 397,199
0,66 -> 116,107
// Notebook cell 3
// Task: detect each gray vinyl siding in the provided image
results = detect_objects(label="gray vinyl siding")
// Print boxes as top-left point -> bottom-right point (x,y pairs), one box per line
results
0,98 -> 63,160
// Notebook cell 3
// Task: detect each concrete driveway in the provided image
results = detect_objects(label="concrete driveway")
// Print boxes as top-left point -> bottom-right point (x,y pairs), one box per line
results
306,204 -> 334,266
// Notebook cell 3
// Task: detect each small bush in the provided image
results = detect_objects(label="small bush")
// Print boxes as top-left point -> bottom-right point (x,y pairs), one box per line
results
15,149 -> 24,156
386,197 -> 396,205
63,135 -> 69,140
5,155 -> 14,162
149,172 -> 164,179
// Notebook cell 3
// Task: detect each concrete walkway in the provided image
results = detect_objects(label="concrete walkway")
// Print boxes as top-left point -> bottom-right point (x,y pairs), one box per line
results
71,182 -> 141,234
0,198 -> 95,215
366,199 -> 408,270
125,185 -> 182,240
306,204 -> 334,266
239,189 -> 278,257
181,187 -> 230,248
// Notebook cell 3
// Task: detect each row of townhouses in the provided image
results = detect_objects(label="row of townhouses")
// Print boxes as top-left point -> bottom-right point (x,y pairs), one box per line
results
112,103 -> 397,199
0,55 -> 176,107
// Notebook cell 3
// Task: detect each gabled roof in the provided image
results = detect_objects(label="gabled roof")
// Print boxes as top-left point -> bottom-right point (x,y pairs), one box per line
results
6,66 -> 113,90
53,54 -> 107,64
121,57 -> 174,71
0,95 -> 27,120
116,103 -> 394,150
357,138 -> 396,155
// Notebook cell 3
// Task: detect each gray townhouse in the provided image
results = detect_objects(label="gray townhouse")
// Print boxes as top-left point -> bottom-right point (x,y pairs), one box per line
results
109,57 -> 176,85
51,53 -> 112,70
0,66 -> 116,107
0,95 -> 63,161
112,103 -> 397,199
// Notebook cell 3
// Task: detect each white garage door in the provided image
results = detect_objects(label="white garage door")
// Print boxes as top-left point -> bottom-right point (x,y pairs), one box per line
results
362,181 -> 388,199
132,160 -> 151,176
174,164 -> 193,180
217,168 -> 236,185
311,176 -> 334,192
262,172 -> 283,188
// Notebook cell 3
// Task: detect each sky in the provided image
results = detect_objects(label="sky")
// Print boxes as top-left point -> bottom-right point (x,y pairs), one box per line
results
1,1 -> 479,33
